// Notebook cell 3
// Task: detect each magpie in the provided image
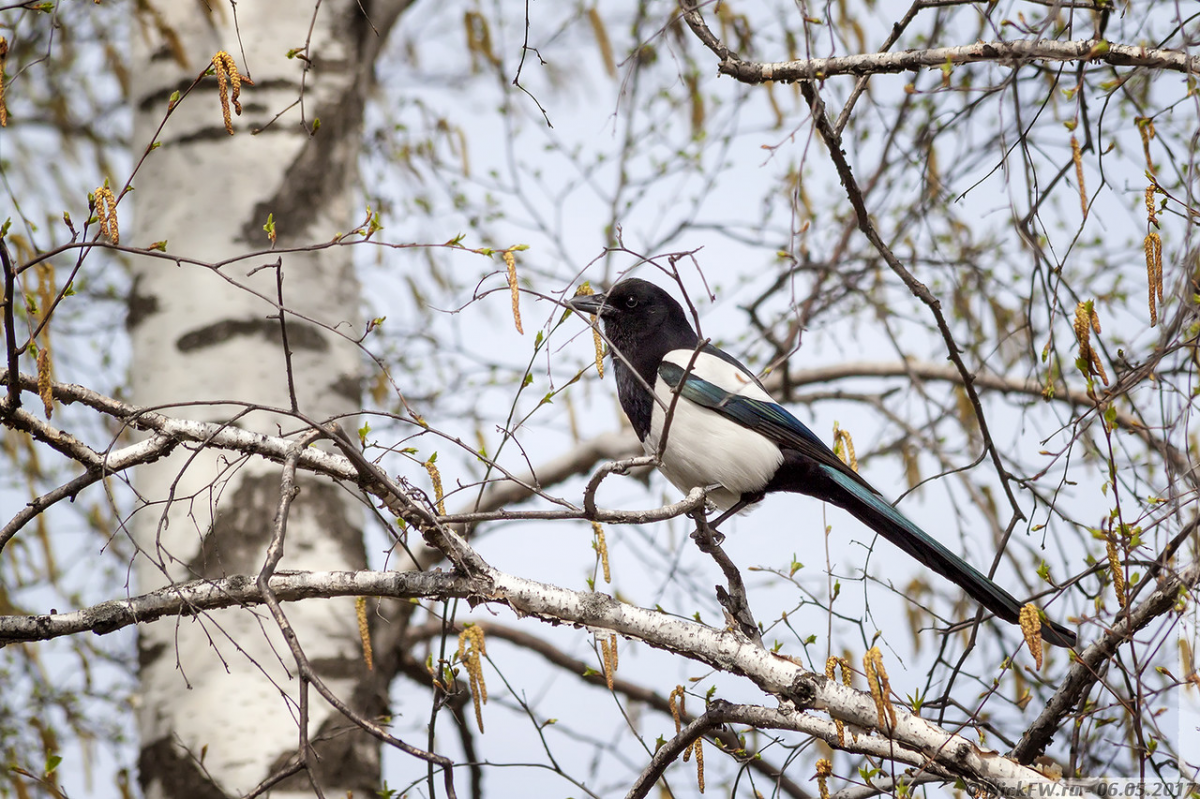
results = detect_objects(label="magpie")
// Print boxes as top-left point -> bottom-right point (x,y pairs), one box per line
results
569,278 -> 1077,648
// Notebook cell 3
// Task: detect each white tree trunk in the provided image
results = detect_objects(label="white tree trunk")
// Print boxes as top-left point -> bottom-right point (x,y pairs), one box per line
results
128,3 -> 401,795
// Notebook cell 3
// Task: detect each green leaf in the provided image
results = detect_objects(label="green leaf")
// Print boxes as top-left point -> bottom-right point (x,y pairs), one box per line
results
366,210 -> 383,237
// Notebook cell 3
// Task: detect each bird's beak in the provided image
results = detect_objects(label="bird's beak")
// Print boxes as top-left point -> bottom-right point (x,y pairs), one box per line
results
567,291 -> 610,317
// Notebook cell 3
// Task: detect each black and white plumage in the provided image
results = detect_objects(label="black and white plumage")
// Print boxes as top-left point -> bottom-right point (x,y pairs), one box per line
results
569,278 -> 1076,648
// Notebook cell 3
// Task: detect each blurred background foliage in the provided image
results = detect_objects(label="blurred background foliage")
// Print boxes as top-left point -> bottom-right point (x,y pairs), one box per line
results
1,0 -> 1197,794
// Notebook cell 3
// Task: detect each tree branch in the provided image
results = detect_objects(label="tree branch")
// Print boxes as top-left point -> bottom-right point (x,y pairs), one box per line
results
771,360 -> 1191,476
405,620 -> 814,798
676,5 -> 1200,84
1012,521 -> 1200,763
0,556 -> 1064,791
0,451 -> 1074,796
0,570 -> 479,644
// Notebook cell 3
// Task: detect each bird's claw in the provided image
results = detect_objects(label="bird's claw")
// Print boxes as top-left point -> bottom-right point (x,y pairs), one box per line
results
690,524 -> 725,548
688,509 -> 726,549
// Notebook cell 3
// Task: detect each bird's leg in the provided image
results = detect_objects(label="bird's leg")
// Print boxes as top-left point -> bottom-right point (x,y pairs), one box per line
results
705,490 -> 765,532
688,509 -> 723,548
687,508 -> 762,646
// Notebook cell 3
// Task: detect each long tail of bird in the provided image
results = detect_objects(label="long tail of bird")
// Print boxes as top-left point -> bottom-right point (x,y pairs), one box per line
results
818,466 -> 1077,648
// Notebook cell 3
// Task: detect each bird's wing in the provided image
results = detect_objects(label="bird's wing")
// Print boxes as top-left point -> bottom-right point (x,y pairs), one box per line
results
657,357 -> 877,495
658,356 -> 1078,648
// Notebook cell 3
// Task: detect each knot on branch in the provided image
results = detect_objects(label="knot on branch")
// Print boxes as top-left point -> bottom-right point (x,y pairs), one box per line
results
785,672 -> 820,709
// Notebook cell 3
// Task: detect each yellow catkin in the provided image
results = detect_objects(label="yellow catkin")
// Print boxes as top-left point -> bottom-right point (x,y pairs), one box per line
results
211,51 -> 243,135
462,10 -> 499,70
832,423 -> 858,472
1145,232 -> 1163,327
1019,604 -> 1044,670
36,348 -> 53,419
35,262 -> 55,319
574,284 -> 605,378
1073,301 -> 1108,387
0,37 -> 9,127
1153,243 -> 1163,312
668,685 -> 684,735
355,597 -> 374,671
825,657 -> 851,746
1072,304 -> 1088,346
1071,135 -> 1087,219
504,250 -> 523,334
457,625 -> 488,732
816,758 -> 833,799
424,458 -> 446,515
34,263 -> 55,381
586,7 -> 616,78
691,736 -> 704,793
599,633 -> 618,690
863,647 -> 896,730
94,185 -> 119,245
1137,116 -> 1156,173
592,522 -> 611,583
1106,527 -> 1127,609
1180,637 -> 1197,688
685,72 -> 705,139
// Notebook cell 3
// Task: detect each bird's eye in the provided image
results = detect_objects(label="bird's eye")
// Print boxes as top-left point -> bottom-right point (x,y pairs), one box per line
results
624,295 -> 639,309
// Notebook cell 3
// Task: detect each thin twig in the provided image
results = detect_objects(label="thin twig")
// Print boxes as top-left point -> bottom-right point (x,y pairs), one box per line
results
0,238 -> 19,414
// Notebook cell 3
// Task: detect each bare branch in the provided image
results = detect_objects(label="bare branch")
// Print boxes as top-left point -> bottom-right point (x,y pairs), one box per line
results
0,238 -> 18,415
677,2 -> 1199,84
0,570 -> 479,644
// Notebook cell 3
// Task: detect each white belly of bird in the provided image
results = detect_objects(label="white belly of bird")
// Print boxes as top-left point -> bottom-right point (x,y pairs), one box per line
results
644,375 -> 784,511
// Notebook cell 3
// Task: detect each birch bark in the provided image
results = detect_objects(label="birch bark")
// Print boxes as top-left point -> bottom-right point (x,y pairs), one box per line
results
128,3 -> 405,795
